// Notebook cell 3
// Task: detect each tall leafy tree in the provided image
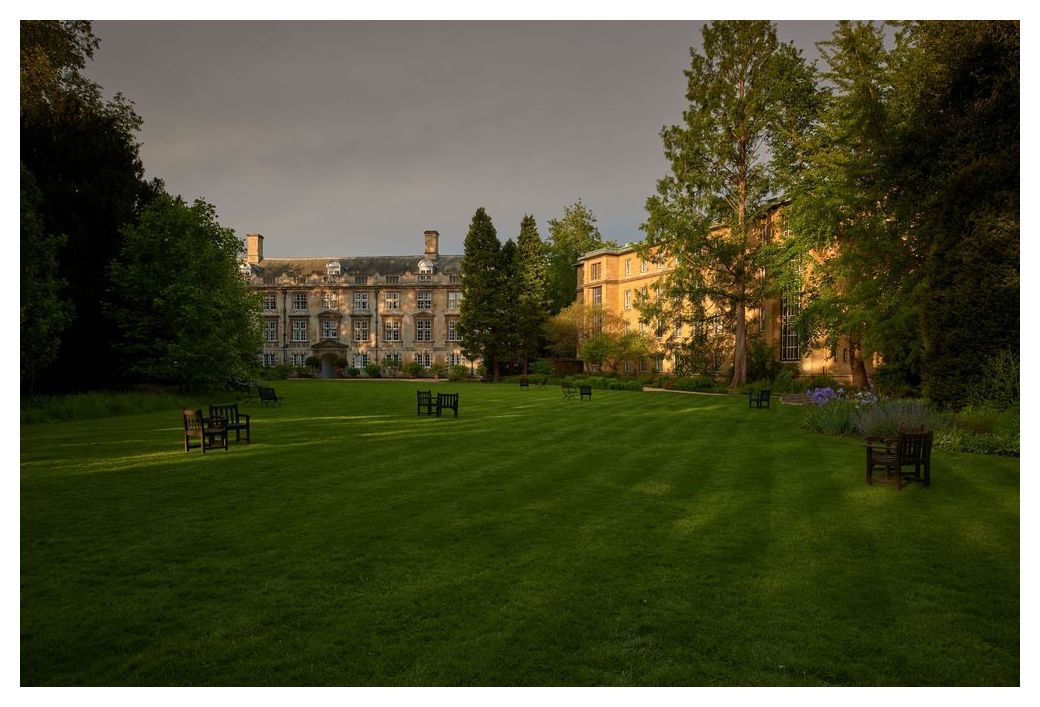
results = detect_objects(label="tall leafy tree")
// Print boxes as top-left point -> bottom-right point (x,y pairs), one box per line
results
21,20 -> 156,391
890,21 -> 1019,407
546,199 -> 612,314
513,214 -> 549,371
458,208 -> 506,380
772,21 -> 895,389
496,238 -> 523,372
106,194 -> 262,391
640,21 -> 817,389
21,164 -> 72,395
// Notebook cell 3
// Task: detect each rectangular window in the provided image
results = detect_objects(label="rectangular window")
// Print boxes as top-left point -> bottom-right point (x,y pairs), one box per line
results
353,319 -> 369,343
263,293 -> 277,311
291,319 -> 308,342
415,319 -> 432,342
781,293 -> 801,361
590,262 -> 601,280
384,291 -> 400,311
624,290 -> 631,310
262,352 -> 278,368
625,258 -> 631,276
415,351 -> 432,368
321,292 -> 336,310
384,319 -> 401,342
640,260 -> 648,273
447,291 -> 462,310
291,352 -> 307,367
640,357 -> 648,372
447,319 -> 460,342
591,286 -> 602,306
383,351 -> 402,365
264,319 -> 278,342
321,319 -> 338,340
417,291 -> 433,310
353,292 -> 369,311
353,353 -> 369,369
624,359 -> 633,373
292,292 -> 307,311
449,351 -> 462,366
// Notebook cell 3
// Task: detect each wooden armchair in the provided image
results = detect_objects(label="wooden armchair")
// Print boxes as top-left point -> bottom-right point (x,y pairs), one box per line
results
209,403 -> 251,443
436,392 -> 459,418
417,390 -> 435,416
866,429 -> 933,489
258,386 -> 283,407
182,409 -> 229,453
748,389 -> 771,409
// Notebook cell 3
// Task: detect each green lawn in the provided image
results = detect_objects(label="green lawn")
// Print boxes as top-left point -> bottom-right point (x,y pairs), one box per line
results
20,380 -> 1020,686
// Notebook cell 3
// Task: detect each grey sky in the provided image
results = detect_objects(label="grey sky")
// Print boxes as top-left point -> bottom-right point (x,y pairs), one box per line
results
84,20 -> 836,258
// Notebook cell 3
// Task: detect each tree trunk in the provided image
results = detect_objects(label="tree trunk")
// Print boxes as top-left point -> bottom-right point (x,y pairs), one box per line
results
492,358 -> 501,382
730,301 -> 748,389
848,334 -> 869,388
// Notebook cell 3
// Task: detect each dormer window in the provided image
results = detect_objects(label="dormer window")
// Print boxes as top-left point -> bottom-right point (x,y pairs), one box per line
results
417,259 -> 435,274
326,261 -> 342,276
238,262 -> 253,277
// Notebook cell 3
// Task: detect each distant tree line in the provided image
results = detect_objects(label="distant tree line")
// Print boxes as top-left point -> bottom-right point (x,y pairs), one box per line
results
20,21 -> 260,394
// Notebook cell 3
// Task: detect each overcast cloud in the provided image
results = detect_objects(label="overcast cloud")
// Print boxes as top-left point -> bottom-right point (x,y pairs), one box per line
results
84,20 -> 836,258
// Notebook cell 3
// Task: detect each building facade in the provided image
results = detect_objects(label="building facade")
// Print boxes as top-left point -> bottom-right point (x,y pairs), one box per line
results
240,230 -> 475,377
574,211 -> 869,383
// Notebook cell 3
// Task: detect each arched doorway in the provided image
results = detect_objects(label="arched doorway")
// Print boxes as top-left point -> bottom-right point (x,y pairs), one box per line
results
320,353 -> 338,379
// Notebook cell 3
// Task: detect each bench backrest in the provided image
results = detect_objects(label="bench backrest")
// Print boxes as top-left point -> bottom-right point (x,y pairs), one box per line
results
258,387 -> 278,400
437,392 -> 458,407
209,403 -> 240,423
897,431 -> 933,464
183,409 -> 204,435
418,390 -> 432,405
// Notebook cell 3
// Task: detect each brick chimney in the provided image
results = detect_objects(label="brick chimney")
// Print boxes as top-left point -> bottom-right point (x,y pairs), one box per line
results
246,233 -> 264,264
424,230 -> 439,261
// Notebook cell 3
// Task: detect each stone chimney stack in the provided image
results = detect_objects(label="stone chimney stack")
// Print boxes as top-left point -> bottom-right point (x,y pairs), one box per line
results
424,230 -> 439,261
246,233 -> 264,264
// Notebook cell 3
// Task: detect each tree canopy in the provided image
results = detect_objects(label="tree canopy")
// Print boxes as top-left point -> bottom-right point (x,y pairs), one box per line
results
640,20 -> 818,389
106,194 -> 263,391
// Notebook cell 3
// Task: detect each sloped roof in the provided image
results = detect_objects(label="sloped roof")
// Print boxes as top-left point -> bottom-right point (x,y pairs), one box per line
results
253,255 -> 463,277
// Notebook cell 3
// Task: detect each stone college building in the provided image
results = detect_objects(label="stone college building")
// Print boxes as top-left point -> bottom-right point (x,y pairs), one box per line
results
240,230 -> 475,378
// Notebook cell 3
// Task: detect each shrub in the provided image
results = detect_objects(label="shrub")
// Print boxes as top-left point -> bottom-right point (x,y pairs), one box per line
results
407,362 -> 426,378
364,363 -> 382,378
746,337 -> 784,383
966,349 -> 1019,411
264,365 -> 291,380
431,363 -> 447,379
449,365 -> 468,382
851,399 -> 938,438
530,359 -> 554,376
346,367 -> 361,378
305,355 -> 321,370
803,398 -> 858,435
672,375 -> 725,393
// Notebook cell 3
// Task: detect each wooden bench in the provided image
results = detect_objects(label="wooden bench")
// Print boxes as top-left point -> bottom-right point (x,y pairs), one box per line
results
182,409 -> 228,453
579,385 -> 592,401
866,429 -> 933,490
748,389 -> 771,409
417,390 -> 435,415
436,392 -> 459,418
519,377 -> 529,389
562,381 -> 575,399
209,403 -> 251,443
258,386 -> 283,407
